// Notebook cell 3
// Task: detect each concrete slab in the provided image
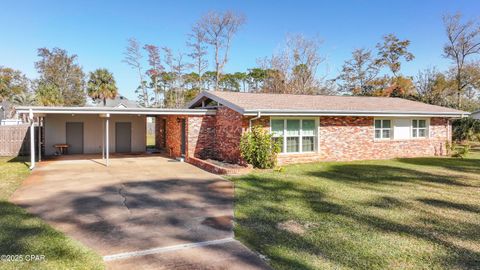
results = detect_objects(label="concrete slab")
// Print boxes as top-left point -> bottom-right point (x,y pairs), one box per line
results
11,156 -> 270,270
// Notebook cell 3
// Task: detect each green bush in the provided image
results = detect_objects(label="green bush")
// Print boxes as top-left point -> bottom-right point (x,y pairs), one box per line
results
452,118 -> 480,142
452,143 -> 471,159
240,125 -> 280,169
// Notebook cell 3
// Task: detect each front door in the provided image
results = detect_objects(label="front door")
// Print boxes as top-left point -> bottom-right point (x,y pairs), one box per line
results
115,122 -> 132,153
180,119 -> 186,156
66,122 -> 84,154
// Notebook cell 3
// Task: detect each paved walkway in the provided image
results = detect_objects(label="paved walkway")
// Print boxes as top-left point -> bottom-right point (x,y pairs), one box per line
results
11,156 -> 270,269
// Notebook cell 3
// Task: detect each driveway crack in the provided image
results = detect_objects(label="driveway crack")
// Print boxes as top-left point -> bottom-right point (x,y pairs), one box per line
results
118,184 -> 131,216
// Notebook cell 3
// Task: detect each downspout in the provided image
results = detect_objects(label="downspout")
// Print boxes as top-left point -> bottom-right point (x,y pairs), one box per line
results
249,111 -> 261,130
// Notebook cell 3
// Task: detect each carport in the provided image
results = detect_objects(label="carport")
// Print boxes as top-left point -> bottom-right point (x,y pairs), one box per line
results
16,106 -> 215,169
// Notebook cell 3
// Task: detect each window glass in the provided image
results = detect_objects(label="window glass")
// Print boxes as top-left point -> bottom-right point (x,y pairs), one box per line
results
383,120 -> 391,129
412,119 -> 427,138
286,137 -> 299,152
302,136 -> 314,152
382,129 -> 391,138
375,119 -> 392,139
271,120 -> 284,137
286,120 -> 300,136
271,119 -> 316,153
302,120 -> 315,136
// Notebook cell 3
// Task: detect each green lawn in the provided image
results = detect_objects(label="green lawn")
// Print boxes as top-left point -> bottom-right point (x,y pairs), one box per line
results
230,152 -> 480,270
146,134 -> 155,148
0,157 -> 104,270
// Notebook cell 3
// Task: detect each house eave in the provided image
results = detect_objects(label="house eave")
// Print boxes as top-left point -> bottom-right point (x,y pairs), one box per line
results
15,106 -> 216,116
242,110 -> 469,118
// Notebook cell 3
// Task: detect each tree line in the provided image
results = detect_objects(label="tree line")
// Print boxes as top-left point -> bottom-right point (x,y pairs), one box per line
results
1,11 -> 479,115
0,47 -> 118,115
336,13 -> 480,111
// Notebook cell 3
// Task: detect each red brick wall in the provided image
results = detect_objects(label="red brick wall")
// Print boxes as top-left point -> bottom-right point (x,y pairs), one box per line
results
160,108 -> 269,163
157,114 -> 216,159
159,112 -> 451,166
213,108 -> 272,163
318,116 -> 450,162
164,115 -> 184,158
187,115 -> 216,159
213,107 -> 248,163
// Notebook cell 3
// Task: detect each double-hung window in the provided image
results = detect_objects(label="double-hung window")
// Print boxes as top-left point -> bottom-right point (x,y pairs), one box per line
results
271,119 -> 285,152
301,120 -> 315,152
375,119 -> 392,139
286,120 -> 301,152
412,119 -> 428,138
271,119 -> 316,153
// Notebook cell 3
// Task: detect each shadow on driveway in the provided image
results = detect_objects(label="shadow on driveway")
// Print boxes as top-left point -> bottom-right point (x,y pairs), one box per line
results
11,156 -> 270,270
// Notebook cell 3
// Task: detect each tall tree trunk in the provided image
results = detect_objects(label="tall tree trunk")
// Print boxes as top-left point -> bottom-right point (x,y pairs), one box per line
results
137,67 -> 148,107
457,67 -> 462,109
215,41 -> 220,91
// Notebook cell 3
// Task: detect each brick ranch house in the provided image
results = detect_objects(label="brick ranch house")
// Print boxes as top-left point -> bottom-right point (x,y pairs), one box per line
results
17,91 -> 468,170
159,91 -> 468,165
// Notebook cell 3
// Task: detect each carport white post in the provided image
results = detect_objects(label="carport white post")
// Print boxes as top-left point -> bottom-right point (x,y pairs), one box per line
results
37,116 -> 41,162
102,118 -> 105,160
29,109 -> 35,170
100,113 -> 110,166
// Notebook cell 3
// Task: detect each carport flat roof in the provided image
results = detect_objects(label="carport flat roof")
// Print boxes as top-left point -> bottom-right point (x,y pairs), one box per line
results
15,106 -> 216,116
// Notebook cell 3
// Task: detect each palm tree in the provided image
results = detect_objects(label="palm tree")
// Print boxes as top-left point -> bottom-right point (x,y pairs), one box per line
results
11,92 -> 36,106
11,92 -> 36,122
87,69 -> 118,106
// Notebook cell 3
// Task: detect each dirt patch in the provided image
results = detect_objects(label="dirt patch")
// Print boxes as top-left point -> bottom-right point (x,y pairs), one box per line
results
276,220 -> 317,235
201,215 -> 233,231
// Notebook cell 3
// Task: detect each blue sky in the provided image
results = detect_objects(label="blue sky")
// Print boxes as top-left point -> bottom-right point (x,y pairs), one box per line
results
1,0 -> 479,100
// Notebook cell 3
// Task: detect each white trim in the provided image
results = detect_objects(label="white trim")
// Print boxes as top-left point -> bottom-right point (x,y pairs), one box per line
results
187,91 -> 245,114
103,238 -> 235,261
29,109 -> 35,170
244,111 -> 468,117
105,117 -> 109,166
16,106 -> 215,116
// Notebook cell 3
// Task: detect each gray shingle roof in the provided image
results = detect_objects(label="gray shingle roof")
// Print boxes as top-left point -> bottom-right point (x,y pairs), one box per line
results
189,91 -> 469,116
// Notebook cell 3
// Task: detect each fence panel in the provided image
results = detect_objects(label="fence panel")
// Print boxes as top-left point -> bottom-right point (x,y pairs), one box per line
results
0,124 -> 32,156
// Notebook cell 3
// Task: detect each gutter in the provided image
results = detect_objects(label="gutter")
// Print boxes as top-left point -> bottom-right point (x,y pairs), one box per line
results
242,110 -> 469,118
249,111 -> 262,130
15,107 -> 216,116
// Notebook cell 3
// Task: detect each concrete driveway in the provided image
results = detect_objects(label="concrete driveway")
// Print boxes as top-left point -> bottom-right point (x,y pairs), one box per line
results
11,155 -> 270,269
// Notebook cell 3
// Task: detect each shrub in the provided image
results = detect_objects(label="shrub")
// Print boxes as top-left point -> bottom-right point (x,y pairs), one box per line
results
452,118 -> 480,142
240,125 -> 280,169
451,143 -> 471,159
